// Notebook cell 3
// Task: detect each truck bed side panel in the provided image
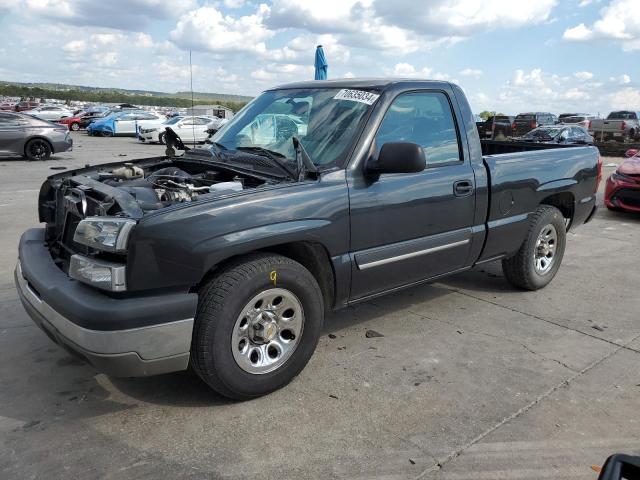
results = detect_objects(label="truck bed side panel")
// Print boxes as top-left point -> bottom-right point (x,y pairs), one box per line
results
478,146 -> 599,262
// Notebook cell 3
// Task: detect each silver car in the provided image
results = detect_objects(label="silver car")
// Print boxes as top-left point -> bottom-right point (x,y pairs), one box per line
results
0,112 -> 73,160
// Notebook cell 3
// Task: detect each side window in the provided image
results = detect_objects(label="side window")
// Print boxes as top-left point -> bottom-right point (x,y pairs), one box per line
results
0,113 -> 24,126
375,91 -> 461,165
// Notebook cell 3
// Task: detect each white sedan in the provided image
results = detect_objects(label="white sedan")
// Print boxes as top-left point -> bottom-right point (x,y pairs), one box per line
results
139,116 -> 214,144
26,105 -> 74,121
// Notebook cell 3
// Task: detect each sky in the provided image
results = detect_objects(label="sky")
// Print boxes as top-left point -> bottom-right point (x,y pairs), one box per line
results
0,0 -> 638,115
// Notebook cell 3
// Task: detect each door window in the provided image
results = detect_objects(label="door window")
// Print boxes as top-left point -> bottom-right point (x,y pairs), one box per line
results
375,91 -> 462,165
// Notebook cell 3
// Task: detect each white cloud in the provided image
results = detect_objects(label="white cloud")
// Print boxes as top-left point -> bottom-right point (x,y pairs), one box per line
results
460,68 -> 482,77
563,0 -> 640,51
574,71 -> 594,80
610,88 -> 640,110
170,5 -> 273,54
23,0 -> 198,30
223,0 -> 245,8
609,74 -> 631,84
62,39 -> 87,54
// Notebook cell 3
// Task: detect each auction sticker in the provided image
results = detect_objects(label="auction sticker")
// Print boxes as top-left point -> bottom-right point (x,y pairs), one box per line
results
333,89 -> 380,105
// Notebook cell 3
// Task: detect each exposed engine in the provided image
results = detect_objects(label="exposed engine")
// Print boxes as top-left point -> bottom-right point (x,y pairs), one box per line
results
100,163 -> 251,212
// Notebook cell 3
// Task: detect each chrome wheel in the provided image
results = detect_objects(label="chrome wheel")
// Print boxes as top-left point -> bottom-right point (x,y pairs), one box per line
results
231,288 -> 304,374
534,224 -> 557,275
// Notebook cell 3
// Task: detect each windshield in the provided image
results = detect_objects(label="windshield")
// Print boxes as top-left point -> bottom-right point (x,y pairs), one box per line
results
526,127 -> 561,138
211,88 -> 377,167
163,116 -> 182,125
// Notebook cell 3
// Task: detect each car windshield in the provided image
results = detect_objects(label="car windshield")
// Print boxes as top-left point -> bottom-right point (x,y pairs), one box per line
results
211,88 -> 378,166
164,117 -> 182,125
526,127 -> 561,138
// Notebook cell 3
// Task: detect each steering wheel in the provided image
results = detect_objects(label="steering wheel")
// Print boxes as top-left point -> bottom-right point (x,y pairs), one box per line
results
275,117 -> 299,141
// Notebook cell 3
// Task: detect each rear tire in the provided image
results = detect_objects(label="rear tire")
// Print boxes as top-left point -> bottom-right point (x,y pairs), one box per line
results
158,132 -> 166,145
70,122 -> 80,131
191,253 -> 324,400
24,139 -> 52,161
502,205 -> 566,290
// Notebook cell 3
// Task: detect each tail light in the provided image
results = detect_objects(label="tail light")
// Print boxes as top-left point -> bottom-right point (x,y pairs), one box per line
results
621,121 -> 627,130
596,154 -> 603,192
588,120 -> 591,129
511,121 -> 516,129
530,121 -> 537,129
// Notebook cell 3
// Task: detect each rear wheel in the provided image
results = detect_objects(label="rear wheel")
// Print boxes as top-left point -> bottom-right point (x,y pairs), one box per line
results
191,254 -> 324,400
70,122 -> 80,131
502,205 -> 566,290
24,139 -> 51,161
158,132 -> 166,145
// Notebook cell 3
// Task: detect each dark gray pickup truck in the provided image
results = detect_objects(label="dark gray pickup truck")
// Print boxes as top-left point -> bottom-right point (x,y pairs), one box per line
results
16,79 -> 601,399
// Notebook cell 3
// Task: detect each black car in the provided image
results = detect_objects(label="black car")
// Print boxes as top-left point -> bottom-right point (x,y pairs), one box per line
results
513,112 -> 557,136
515,124 -> 593,145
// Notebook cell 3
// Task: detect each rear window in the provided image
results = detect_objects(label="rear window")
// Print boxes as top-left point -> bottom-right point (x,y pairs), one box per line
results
494,116 -> 510,121
608,111 -> 637,120
516,114 -> 534,120
562,116 -> 586,123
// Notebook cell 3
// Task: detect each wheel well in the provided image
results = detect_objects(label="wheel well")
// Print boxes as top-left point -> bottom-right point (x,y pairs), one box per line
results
196,241 -> 336,310
540,192 -> 574,224
24,136 -> 54,155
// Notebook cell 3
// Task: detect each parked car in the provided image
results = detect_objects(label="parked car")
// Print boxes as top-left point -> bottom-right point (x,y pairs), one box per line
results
87,111 -> 164,136
15,79 -> 600,399
514,125 -> 593,145
56,111 -> 90,131
139,116 -> 214,144
0,111 -> 72,160
79,110 -> 110,129
513,112 -> 557,136
477,115 -> 514,139
559,113 -> 597,129
25,105 -> 74,121
590,111 -> 640,142
0,102 -> 16,111
605,149 -> 640,212
14,101 -> 39,112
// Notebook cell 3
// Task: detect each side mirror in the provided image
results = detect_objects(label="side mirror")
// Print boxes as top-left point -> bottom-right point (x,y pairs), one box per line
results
368,142 -> 426,175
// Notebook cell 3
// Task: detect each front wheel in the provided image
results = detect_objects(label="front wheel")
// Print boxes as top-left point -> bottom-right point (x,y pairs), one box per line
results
191,254 -> 324,400
158,132 -> 166,145
70,122 -> 80,131
502,205 -> 566,290
24,139 -> 52,161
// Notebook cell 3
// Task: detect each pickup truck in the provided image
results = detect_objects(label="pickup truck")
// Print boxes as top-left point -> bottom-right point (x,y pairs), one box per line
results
590,111 -> 640,142
15,79 -> 601,399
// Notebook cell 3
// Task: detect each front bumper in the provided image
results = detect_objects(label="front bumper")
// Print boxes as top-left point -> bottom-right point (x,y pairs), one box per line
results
605,176 -> 640,212
52,136 -> 73,154
15,228 -> 198,377
139,130 -> 159,142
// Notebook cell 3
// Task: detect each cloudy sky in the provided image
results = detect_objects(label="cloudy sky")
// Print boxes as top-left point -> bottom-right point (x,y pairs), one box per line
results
0,0 -> 638,114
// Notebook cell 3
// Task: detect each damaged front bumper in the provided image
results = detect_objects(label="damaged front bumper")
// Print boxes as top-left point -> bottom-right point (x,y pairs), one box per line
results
15,228 -> 198,377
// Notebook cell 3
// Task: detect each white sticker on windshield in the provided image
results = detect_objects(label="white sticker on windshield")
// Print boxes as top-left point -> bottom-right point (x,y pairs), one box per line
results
333,89 -> 380,105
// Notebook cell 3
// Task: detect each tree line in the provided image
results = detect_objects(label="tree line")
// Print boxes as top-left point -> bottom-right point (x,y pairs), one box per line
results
0,84 -> 248,112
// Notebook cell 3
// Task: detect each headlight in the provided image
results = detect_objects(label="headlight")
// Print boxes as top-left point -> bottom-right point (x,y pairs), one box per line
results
73,217 -> 135,252
69,254 -> 126,291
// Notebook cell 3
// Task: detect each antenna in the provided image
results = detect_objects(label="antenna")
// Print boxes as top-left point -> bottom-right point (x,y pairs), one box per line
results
189,50 -> 196,147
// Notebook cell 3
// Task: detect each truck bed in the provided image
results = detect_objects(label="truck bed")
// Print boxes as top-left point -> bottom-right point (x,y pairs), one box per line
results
477,142 -> 600,263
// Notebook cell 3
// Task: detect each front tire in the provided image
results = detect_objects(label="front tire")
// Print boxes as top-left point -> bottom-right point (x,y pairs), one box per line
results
502,206 -> 566,290
158,132 -> 166,145
191,254 -> 324,400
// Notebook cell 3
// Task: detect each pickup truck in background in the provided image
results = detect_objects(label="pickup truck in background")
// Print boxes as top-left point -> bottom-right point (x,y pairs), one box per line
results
512,112 -> 557,137
15,79 -> 601,399
590,111 -> 640,142
476,115 -> 514,140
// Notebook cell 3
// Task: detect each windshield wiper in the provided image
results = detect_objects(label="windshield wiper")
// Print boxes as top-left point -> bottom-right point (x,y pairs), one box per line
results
236,146 -> 296,178
292,137 -> 319,181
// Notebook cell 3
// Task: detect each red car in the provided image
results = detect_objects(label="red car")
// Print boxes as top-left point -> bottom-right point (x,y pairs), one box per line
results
0,102 -> 16,110
605,149 -> 640,212
14,101 -> 39,112
57,112 -> 87,131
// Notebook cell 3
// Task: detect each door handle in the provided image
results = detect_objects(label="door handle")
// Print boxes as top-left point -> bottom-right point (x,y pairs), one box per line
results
453,180 -> 474,197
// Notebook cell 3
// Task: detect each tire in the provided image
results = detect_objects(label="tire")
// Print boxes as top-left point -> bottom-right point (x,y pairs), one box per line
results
24,139 -> 52,161
191,253 -> 324,400
502,205 -> 566,291
70,122 -> 80,131
158,132 -> 166,145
